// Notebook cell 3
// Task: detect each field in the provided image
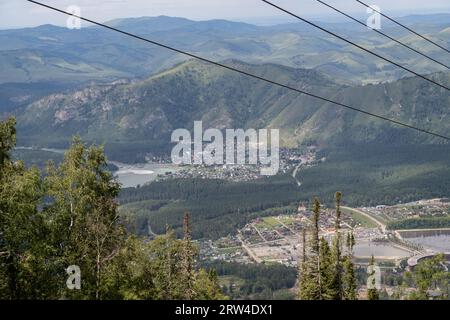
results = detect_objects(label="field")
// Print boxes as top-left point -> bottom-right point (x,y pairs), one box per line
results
341,207 -> 378,228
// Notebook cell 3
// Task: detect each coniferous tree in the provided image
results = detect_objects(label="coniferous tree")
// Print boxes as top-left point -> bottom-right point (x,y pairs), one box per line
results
298,194 -> 358,301
301,228 -> 307,266
319,237 -> 334,299
147,227 -> 186,299
298,228 -> 308,299
0,117 -> 49,299
103,235 -> 156,300
0,117 -> 15,167
330,192 -> 343,299
299,198 -> 322,300
343,231 -> 357,300
181,212 -> 195,299
193,268 -> 228,300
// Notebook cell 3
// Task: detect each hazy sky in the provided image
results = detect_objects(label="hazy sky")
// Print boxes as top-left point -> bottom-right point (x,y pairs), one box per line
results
1,0 -> 449,29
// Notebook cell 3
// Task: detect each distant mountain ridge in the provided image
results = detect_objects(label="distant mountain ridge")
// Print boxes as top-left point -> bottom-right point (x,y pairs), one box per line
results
15,59 -> 450,157
1,14 -> 449,112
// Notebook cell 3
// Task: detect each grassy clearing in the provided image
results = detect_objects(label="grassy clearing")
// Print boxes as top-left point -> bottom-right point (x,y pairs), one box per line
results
342,207 -> 378,228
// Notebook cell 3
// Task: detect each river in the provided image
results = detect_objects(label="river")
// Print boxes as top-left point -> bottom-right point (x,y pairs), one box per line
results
111,162 -> 180,188
15,146 -> 179,188
400,229 -> 450,253
354,241 -> 412,258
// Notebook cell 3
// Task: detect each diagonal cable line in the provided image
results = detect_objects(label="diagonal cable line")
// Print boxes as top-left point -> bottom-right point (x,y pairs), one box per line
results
26,0 -> 450,142
357,0 -> 450,54
261,0 -> 450,92
315,0 -> 449,70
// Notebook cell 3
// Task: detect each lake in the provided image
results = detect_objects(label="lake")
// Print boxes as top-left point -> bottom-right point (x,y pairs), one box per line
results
354,241 -> 411,258
400,230 -> 450,253
16,147 -> 179,188
112,162 -> 180,188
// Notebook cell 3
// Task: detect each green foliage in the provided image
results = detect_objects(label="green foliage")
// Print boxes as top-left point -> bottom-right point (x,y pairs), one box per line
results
12,149 -> 64,170
0,118 -> 225,300
342,207 -> 378,228
387,217 -> 450,230
343,232 -> 357,300
408,254 -> 449,300
0,117 -> 50,299
300,144 -> 450,207
118,143 -> 450,240
102,236 -> 156,300
329,192 -> 344,300
43,137 -> 124,299
298,196 -> 357,300
298,198 -> 322,300
193,269 -> 229,300
14,52 -> 450,158
319,237 -> 335,299
119,176 -> 300,239
204,261 -> 296,300
98,229 -> 226,300
0,117 -> 16,166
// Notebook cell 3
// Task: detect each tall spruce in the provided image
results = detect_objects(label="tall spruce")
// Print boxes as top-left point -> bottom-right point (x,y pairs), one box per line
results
343,231 -> 357,300
302,228 -> 307,266
181,212 -> 195,299
319,237 -> 334,299
330,192 -> 343,299
0,117 -> 49,299
298,228 -> 308,299
299,198 -> 322,300
147,227 -> 185,299
298,193 -> 358,301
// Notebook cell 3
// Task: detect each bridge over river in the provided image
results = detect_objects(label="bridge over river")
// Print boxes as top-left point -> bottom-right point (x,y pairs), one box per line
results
407,252 -> 450,268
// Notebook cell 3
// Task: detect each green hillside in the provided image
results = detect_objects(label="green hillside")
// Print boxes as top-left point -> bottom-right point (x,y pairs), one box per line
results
15,59 -> 450,161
